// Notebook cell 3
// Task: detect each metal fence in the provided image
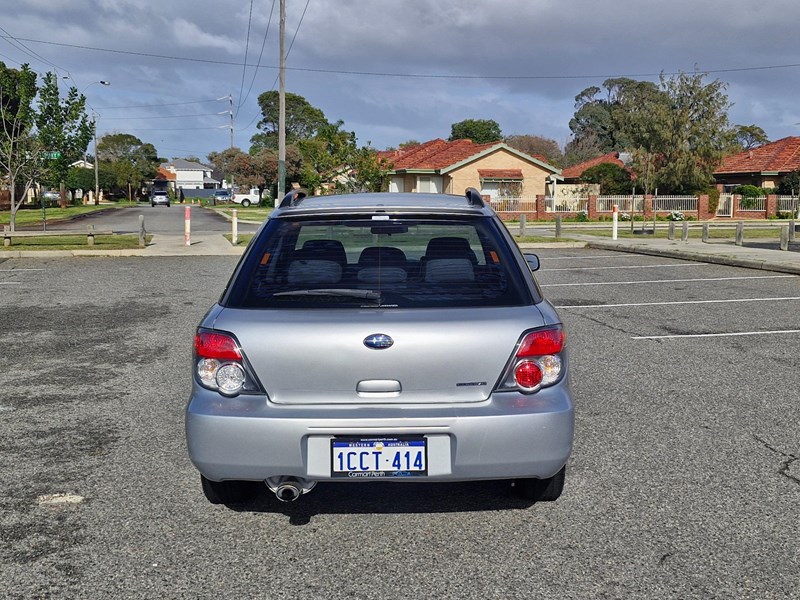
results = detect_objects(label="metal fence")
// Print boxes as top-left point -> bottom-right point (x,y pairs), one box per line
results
596,195 -> 644,212
777,196 -> 799,213
652,196 -> 697,212
545,196 -> 588,212
489,196 -> 538,212
739,196 -> 766,211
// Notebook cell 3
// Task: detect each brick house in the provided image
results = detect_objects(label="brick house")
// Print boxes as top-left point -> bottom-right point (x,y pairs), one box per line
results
714,137 -> 800,191
379,139 -> 561,199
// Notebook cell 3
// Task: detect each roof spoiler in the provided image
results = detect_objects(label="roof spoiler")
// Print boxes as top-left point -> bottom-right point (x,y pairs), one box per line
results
279,189 -> 307,208
465,187 -> 485,208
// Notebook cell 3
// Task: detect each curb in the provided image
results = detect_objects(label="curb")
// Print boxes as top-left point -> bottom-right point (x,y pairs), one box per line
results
586,240 -> 800,275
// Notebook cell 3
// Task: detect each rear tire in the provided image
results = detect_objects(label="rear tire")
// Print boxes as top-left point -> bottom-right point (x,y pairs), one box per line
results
514,466 -> 565,502
200,475 -> 260,505
241,199 -> 251,208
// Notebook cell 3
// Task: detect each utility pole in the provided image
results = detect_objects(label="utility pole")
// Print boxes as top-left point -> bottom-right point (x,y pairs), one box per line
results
93,114 -> 99,205
278,0 -> 286,205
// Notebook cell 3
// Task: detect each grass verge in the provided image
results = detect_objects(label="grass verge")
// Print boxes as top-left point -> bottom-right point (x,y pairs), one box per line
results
1,204 -> 119,228
1,234 -> 152,251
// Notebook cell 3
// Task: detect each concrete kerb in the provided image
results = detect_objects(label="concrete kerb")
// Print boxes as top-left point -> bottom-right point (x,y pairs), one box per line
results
585,239 -> 800,276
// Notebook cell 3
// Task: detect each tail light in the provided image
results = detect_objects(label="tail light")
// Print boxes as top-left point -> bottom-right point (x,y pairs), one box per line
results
497,326 -> 566,394
194,330 -> 259,397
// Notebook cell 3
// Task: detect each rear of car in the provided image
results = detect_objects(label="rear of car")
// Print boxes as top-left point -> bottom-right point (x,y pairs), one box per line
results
151,190 -> 170,207
186,190 -> 574,505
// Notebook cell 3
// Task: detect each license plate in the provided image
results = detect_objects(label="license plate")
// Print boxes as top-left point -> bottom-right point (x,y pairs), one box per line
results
331,436 -> 427,478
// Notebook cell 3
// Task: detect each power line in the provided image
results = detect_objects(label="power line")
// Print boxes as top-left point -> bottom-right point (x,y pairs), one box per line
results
101,98 -> 220,110
8,35 -> 800,81
238,0 -> 277,118
100,112 -> 224,120
239,0 -> 310,134
236,0 -> 255,120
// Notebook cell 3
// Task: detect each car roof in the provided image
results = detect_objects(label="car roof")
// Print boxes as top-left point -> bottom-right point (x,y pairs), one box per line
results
270,191 -> 494,218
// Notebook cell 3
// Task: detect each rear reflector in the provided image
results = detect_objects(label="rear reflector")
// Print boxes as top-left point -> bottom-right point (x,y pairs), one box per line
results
517,327 -> 565,357
194,331 -> 242,361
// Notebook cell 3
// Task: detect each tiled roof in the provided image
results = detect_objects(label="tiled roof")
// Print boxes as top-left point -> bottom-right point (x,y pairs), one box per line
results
155,166 -> 176,181
478,169 -> 524,179
561,152 -> 628,180
715,137 -> 800,174
382,138 -> 501,170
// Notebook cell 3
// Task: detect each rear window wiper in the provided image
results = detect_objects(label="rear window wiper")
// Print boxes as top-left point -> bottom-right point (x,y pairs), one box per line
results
272,288 -> 382,301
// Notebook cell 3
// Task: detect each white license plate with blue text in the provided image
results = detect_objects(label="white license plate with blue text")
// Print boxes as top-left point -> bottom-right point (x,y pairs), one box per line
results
331,437 -> 427,478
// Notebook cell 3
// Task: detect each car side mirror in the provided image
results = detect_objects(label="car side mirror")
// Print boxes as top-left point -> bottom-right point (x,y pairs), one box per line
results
524,253 -> 540,272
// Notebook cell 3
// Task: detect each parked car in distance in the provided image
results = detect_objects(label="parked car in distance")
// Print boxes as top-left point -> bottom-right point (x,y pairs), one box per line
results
151,190 -> 170,207
42,190 -> 61,202
212,189 -> 232,203
186,188 -> 575,507
232,187 -> 262,207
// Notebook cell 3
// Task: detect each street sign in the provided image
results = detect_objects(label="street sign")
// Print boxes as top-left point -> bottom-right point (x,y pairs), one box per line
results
41,151 -> 61,159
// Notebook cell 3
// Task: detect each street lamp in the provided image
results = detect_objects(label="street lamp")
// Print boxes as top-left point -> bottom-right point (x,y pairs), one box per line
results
84,81 -> 111,204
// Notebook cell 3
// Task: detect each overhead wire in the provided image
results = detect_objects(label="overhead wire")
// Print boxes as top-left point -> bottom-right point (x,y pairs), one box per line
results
8,35 -> 800,82
235,0 -> 255,120
239,0 -> 311,134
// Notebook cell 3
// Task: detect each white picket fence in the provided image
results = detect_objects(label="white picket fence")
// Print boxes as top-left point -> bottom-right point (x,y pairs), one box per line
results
596,196 -> 644,212
778,196 -> 799,213
545,197 -> 588,212
489,196 -> 538,212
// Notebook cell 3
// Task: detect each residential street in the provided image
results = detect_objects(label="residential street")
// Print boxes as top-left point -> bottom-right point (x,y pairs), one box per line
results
1,251 -> 797,599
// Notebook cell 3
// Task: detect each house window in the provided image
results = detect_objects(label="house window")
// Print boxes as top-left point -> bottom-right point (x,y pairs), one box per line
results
417,176 -> 442,193
481,179 -> 523,199
389,176 -> 405,193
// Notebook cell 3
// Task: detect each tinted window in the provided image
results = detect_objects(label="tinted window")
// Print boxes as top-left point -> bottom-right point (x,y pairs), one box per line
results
223,216 -> 532,309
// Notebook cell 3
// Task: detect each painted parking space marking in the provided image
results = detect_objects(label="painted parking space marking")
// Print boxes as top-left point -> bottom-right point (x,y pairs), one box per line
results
555,296 -> 800,309
541,255 -> 634,260
633,329 -> 800,340
0,269 -> 46,271
545,263 -> 709,271
541,275 -> 797,287
0,282 -> 22,285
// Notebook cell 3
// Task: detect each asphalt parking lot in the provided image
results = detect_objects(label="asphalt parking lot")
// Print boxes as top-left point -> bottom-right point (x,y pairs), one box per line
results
1,250 -> 798,599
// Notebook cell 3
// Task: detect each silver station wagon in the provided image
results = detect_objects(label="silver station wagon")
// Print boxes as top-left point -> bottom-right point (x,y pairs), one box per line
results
185,189 -> 574,505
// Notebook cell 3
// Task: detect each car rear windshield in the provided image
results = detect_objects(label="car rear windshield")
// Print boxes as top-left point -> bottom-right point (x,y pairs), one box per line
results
222,215 -> 533,309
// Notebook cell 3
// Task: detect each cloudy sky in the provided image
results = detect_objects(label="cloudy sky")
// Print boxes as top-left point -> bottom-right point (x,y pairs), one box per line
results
3,0 -> 800,161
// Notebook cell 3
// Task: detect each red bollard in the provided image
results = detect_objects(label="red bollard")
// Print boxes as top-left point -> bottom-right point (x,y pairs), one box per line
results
184,205 -> 191,246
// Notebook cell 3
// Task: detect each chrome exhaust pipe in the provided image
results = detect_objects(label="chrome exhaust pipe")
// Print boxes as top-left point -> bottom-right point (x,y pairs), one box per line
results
266,477 -> 316,502
274,480 -> 302,502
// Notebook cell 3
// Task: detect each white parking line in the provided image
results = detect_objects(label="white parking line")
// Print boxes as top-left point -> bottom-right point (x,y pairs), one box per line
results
0,269 -> 45,272
633,330 -> 800,340
541,255 -> 632,260
545,263 -> 708,271
0,282 -> 22,285
542,275 -> 797,287
555,296 -> 800,309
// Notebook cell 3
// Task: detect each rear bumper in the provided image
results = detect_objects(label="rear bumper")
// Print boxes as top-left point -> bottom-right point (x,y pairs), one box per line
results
186,382 -> 574,482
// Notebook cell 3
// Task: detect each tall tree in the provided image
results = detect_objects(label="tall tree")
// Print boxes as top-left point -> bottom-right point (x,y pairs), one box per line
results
504,134 -> 563,166
97,133 -> 159,200
569,78 -> 664,154
0,62 -> 43,231
731,124 -> 769,150
34,72 -> 93,206
250,91 -> 328,152
298,121 -> 389,193
647,72 -> 732,193
449,119 -> 502,144
208,147 -> 250,188
580,163 -> 633,195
